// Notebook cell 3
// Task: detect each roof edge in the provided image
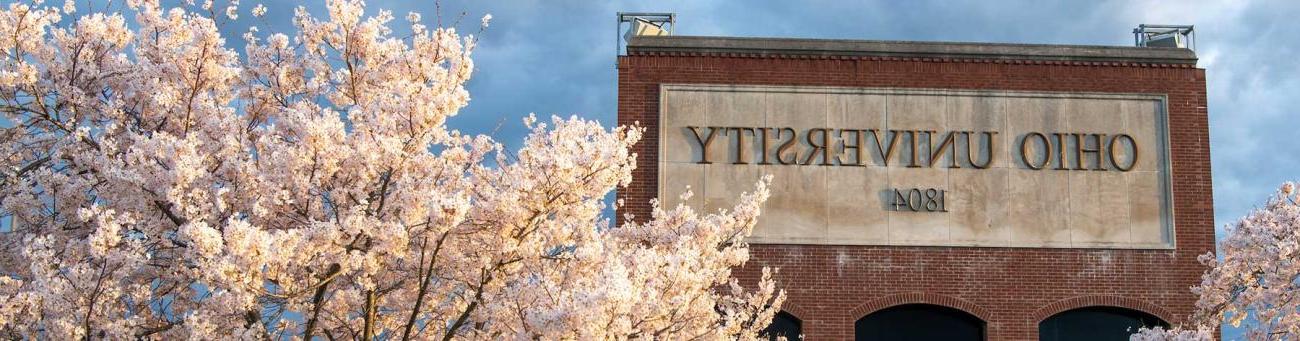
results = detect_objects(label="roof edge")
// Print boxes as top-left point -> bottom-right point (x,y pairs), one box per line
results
626,36 -> 1198,65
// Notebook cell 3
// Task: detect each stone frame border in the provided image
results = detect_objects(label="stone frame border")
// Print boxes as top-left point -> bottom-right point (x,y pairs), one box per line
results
656,83 -> 1177,249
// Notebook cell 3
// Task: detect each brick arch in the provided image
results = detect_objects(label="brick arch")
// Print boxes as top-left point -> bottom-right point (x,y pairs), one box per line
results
1031,296 -> 1175,324
776,300 -> 810,321
849,292 -> 992,322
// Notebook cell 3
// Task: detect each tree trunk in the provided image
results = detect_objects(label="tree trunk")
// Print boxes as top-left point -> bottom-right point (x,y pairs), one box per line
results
362,290 -> 378,340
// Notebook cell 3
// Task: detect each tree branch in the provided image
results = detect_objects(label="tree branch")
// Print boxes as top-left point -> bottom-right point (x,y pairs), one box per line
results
303,263 -> 342,341
400,232 -> 449,341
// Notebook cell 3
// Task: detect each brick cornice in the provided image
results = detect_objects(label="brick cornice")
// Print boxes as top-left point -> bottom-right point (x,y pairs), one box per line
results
624,51 -> 1197,68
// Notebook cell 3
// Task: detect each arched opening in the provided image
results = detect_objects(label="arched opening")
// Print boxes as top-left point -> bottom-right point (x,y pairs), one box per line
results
1038,306 -> 1169,341
855,304 -> 985,341
760,311 -> 802,340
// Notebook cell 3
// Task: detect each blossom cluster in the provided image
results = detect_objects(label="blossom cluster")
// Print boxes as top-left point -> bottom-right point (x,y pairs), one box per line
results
0,0 -> 783,339
1135,182 -> 1300,340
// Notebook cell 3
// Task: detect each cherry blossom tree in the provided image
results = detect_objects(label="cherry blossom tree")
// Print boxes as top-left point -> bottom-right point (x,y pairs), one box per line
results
0,0 -> 784,339
1134,182 -> 1300,341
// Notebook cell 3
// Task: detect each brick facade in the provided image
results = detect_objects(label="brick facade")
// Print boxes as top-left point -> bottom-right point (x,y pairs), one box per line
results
617,44 -> 1212,340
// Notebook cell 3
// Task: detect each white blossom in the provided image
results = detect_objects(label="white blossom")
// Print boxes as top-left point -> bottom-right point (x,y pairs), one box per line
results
0,1 -> 783,339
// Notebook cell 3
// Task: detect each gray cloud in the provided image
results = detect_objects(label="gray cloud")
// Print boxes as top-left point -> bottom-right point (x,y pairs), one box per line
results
220,0 -> 1297,253
250,0 -> 1295,240
431,0 -> 1300,241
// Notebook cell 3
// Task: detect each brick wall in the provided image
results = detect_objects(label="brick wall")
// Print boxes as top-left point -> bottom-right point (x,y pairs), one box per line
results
616,53 -> 1212,340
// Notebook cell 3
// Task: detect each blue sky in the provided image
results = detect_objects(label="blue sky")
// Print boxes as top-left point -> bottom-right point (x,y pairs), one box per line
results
49,0 -> 1297,252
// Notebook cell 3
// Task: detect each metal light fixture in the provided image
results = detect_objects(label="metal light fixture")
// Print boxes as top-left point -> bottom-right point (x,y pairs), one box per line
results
616,12 -> 675,58
1133,24 -> 1195,50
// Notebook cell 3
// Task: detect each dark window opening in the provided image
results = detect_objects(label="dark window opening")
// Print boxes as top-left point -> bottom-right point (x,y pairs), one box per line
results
1039,306 -> 1169,341
761,311 -> 802,340
855,304 -> 985,341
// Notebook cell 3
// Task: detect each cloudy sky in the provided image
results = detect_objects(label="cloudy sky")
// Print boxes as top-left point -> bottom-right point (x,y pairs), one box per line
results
57,0 -> 1299,239
276,0 -> 1296,239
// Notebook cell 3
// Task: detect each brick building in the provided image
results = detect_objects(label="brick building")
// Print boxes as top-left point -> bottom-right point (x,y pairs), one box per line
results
616,36 -> 1211,340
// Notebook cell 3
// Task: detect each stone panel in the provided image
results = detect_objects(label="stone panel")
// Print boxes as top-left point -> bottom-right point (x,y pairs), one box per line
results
1129,170 -> 1170,246
948,168 -> 1010,246
1006,169 -> 1071,247
662,90 -> 709,164
826,166 -> 889,243
947,96 -> 1009,169
886,167 -> 949,245
703,163 -> 761,214
659,85 -> 1173,248
752,165 -> 828,243
1068,171 -> 1131,246
660,162 -> 705,210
